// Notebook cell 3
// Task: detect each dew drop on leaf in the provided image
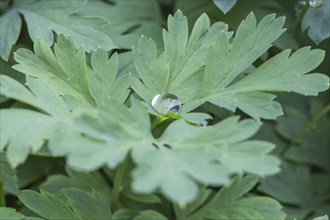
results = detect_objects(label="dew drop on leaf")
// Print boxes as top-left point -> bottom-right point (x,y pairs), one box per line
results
309,0 -> 323,7
151,93 -> 182,115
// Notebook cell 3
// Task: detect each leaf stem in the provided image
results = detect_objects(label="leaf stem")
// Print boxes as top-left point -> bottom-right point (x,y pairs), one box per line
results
111,154 -> 129,211
290,104 -> 330,146
0,184 -> 6,207
151,116 -> 167,129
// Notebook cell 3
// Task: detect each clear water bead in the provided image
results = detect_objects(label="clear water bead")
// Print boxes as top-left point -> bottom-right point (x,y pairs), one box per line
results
151,93 -> 182,115
309,0 -> 323,7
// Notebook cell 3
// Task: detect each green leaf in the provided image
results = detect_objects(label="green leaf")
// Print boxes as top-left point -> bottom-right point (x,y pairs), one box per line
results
133,36 -> 170,93
18,187 -> 112,219
276,99 -> 330,171
89,49 -> 130,106
122,185 -> 161,204
132,10 -> 230,104
133,210 -> 168,220
174,188 -> 212,219
15,156 -> 60,189
0,109 -> 59,167
113,209 -> 139,220
258,161 -> 328,219
314,215 -> 329,220
79,0 -> 163,49
0,207 -> 25,220
0,9 -> 22,61
132,11 -> 329,120
302,0 -> 330,44
188,175 -> 286,220
18,190 -> 80,219
200,16 -> 328,120
0,152 -> 19,194
1,35 -> 129,167
13,35 -> 95,107
275,106 -> 309,141
68,99 -> 280,203
62,188 -> 112,220
213,0 -> 237,14
18,0 -> 116,52
40,168 -> 111,201
12,34 -> 129,109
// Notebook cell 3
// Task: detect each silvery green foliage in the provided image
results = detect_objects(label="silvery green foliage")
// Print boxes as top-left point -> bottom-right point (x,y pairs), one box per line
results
302,0 -> 330,44
213,0 -> 237,14
0,4 -> 329,219
0,0 -> 116,61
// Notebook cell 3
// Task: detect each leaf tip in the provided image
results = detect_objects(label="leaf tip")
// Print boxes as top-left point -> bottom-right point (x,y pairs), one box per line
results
248,11 -> 255,17
175,9 -> 184,16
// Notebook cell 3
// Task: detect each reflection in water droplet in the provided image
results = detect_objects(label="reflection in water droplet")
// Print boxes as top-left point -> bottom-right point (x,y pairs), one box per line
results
309,0 -> 323,7
151,93 -> 182,115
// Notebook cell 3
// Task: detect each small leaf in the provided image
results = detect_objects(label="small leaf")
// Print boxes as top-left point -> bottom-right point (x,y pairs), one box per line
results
258,161 -> 327,219
276,99 -> 330,171
62,188 -> 112,220
0,10 -> 22,61
313,215 -> 329,220
18,190 -> 79,219
0,152 -> 19,194
1,34 -> 129,167
90,49 -> 130,106
0,207 -> 25,220
40,168 -> 111,201
0,109 -> 59,167
213,0 -> 237,14
188,175 -> 286,220
133,210 -> 168,220
302,0 -> 330,44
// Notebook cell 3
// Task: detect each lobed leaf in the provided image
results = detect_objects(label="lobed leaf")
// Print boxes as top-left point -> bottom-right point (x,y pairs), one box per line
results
40,168 -> 111,201
302,0 -> 330,44
18,0 -> 116,52
18,190 -> 80,219
132,10 -> 230,104
68,99 -> 280,203
132,10 -> 329,121
18,188 -> 112,219
0,109 -> 59,167
79,0 -> 164,49
133,210 -> 168,220
258,161 -> 328,219
0,207 -> 24,220
213,0 -> 237,14
0,152 -> 19,194
276,99 -> 330,171
1,35 -> 129,167
0,10 -> 22,61
188,175 -> 286,220
62,188 -> 112,220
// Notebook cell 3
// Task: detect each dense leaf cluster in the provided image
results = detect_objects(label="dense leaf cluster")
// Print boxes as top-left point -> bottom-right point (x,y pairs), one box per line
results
0,0 -> 329,219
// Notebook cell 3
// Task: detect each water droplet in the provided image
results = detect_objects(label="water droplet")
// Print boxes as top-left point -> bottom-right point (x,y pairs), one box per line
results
309,0 -> 323,7
151,93 -> 182,115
